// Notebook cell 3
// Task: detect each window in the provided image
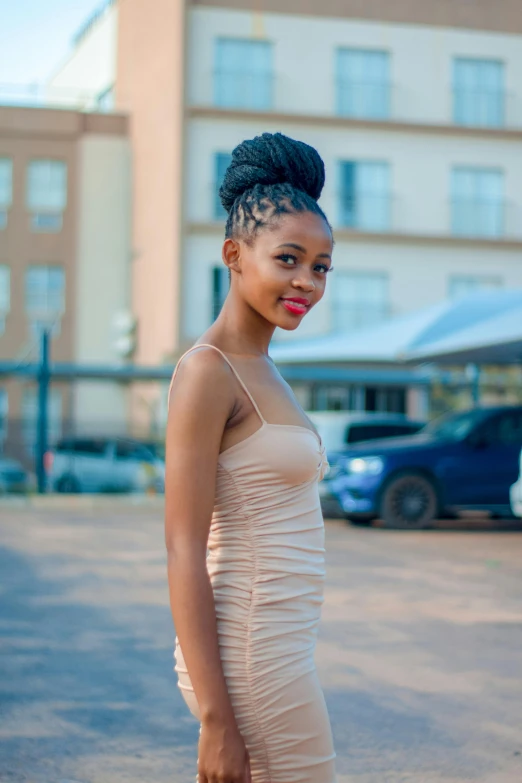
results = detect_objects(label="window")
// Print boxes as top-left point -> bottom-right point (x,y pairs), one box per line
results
25,266 -> 65,338
336,49 -> 390,119
214,152 -> 232,219
451,167 -> 504,237
453,58 -> 504,127
214,38 -> 273,110
448,275 -> 502,299
0,388 -> 7,444
0,266 -> 10,335
480,412 -> 522,446
346,421 -> 417,444
21,388 -> 62,456
340,161 -> 391,231
63,439 -> 107,456
211,265 -> 229,321
27,160 -> 67,232
0,158 -> 13,229
332,271 -> 389,331
115,440 -> 155,462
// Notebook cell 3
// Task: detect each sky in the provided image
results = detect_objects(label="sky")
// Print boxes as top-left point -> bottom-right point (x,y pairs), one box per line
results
0,0 -> 102,86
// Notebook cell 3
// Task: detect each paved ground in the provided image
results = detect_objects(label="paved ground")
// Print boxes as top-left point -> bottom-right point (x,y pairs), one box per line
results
1,504 -> 522,783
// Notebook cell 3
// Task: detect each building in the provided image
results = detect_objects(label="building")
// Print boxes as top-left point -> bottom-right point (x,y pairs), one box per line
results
21,0 -> 522,425
0,105 -> 131,461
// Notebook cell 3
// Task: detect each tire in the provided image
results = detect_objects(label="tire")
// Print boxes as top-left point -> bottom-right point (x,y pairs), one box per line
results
55,474 -> 81,493
380,473 -> 438,530
345,514 -> 375,527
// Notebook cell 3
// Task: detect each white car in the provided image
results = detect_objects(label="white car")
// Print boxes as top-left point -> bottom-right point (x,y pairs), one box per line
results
509,447 -> 522,517
46,436 -> 165,494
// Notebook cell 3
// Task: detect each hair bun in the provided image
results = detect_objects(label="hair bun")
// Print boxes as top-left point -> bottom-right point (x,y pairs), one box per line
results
219,132 -> 325,213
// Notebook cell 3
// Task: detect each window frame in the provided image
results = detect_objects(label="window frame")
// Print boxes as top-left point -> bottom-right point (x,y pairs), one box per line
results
214,37 -> 273,110
336,47 -> 391,120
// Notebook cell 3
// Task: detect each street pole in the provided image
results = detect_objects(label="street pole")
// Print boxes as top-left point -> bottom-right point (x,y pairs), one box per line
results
36,328 -> 50,494
465,363 -> 481,407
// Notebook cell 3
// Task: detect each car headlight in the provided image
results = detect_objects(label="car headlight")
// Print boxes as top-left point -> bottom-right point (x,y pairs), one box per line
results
345,456 -> 384,476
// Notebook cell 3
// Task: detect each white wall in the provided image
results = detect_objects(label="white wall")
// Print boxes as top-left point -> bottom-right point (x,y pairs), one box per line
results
46,4 -> 117,110
74,134 -> 132,425
185,116 -> 522,238
188,7 -> 522,127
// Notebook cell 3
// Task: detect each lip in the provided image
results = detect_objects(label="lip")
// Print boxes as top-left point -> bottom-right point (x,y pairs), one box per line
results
280,297 -> 311,315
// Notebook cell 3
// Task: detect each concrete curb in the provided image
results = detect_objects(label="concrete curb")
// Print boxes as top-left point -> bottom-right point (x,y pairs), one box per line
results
0,493 -> 166,510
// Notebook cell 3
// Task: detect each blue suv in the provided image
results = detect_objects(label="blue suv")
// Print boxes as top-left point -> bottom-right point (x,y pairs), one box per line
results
328,406 -> 522,529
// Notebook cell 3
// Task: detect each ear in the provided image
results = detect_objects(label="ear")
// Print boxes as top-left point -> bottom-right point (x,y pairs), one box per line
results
222,238 -> 241,274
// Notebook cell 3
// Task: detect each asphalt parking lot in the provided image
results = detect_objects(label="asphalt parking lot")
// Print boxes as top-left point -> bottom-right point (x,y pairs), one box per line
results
1,502 -> 521,783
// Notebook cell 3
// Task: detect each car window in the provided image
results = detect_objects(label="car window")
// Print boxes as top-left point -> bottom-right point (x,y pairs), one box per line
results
115,441 -> 154,461
73,439 -> 108,456
55,438 -> 75,453
481,412 -> 522,446
424,409 -> 490,441
390,424 -> 422,437
346,424 -> 400,443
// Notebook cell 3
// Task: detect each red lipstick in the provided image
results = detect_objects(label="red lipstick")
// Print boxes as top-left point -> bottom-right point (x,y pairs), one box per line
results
280,297 -> 311,315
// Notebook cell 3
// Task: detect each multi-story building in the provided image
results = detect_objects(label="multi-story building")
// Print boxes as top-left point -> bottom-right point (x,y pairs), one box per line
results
0,105 -> 131,461
38,0 -> 522,421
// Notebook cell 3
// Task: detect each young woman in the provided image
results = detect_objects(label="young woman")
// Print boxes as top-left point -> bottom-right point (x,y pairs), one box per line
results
165,132 -> 337,783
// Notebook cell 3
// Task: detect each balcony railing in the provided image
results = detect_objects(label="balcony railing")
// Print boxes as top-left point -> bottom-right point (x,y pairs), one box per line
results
453,88 -> 505,128
338,193 -> 393,233
213,70 -> 274,112
0,82 -> 113,113
336,79 -> 392,120
450,198 -> 505,238
331,302 -> 392,332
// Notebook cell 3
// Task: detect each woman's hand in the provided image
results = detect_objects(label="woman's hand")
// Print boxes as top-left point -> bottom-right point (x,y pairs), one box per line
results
197,715 -> 252,783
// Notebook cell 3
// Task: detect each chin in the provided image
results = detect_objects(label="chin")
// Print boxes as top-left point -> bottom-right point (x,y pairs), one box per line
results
277,318 -> 302,331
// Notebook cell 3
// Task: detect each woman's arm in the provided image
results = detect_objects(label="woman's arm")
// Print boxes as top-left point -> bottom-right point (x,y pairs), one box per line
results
164,348 -> 250,782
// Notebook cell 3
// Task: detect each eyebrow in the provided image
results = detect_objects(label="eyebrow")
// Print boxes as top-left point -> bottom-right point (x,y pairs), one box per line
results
276,242 -> 332,260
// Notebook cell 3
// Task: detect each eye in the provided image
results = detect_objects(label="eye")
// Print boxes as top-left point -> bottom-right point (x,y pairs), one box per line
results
277,253 -> 298,266
315,263 -> 333,274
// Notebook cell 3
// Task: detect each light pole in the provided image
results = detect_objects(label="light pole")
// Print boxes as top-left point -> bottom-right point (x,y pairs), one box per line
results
36,327 -> 50,494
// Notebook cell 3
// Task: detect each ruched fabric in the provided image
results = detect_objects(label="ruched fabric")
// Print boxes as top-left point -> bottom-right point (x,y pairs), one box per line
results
169,345 -> 337,783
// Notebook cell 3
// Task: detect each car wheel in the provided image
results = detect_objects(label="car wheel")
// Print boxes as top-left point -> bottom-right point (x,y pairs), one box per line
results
56,474 -> 81,493
345,514 -> 375,527
380,473 -> 438,530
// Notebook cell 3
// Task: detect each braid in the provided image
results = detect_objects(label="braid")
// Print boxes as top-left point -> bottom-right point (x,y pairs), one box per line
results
219,133 -> 331,244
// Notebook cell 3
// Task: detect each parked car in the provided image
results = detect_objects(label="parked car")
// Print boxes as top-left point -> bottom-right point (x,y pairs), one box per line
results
509,447 -> 522,518
46,436 -> 165,494
328,406 -> 522,529
0,456 -> 32,494
309,411 -> 425,454
314,413 -> 425,518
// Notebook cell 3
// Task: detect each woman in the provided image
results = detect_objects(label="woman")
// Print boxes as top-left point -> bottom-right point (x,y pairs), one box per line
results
165,132 -> 337,783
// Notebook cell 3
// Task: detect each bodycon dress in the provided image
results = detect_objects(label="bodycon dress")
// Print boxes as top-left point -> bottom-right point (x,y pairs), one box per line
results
168,344 -> 337,783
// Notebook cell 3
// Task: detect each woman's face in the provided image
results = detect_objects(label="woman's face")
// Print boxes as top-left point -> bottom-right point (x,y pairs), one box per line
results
224,211 -> 334,331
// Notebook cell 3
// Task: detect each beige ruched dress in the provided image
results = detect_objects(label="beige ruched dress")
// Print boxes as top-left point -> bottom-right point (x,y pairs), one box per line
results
168,344 -> 337,783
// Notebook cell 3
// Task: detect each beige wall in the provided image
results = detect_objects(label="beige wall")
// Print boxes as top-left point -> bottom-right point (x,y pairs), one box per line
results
0,107 -> 129,458
191,0 -> 522,35
116,0 -> 187,368
74,133 -> 132,427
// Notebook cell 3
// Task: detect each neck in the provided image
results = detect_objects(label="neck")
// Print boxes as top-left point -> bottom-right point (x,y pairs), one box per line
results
207,295 -> 276,356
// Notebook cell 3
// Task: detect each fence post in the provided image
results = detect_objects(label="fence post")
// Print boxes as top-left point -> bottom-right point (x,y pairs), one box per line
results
36,329 -> 50,494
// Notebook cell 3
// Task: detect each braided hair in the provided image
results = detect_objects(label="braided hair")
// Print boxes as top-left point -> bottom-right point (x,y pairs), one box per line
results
219,132 -> 331,244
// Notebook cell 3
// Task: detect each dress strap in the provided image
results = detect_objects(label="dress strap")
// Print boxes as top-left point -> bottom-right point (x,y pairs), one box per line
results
167,343 -> 265,423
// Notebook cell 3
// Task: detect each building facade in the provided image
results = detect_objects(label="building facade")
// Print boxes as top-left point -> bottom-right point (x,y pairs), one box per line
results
0,106 -> 131,462
17,0 -> 522,426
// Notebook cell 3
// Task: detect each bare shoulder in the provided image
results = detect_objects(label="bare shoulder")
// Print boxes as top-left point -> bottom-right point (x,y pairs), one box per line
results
168,345 -> 235,415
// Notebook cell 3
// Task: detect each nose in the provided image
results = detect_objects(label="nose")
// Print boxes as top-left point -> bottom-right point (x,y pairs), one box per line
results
291,269 -> 315,292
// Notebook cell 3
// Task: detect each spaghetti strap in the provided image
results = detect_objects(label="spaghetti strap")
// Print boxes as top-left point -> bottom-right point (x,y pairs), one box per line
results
167,343 -> 265,423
